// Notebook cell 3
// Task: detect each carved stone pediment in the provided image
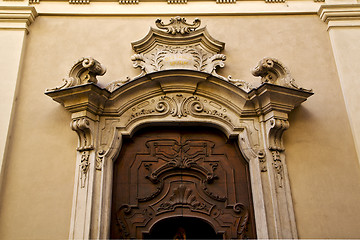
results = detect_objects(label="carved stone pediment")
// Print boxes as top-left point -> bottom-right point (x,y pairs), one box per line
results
130,17 -> 228,80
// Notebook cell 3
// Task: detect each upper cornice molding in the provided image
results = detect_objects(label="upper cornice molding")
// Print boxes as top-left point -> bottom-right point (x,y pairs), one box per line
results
318,4 -> 360,29
0,6 -> 38,33
24,1 -> 322,16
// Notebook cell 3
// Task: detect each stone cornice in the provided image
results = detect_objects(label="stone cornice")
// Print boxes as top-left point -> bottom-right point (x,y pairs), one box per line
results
318,4 -> 360,29
0,6 -> 38,33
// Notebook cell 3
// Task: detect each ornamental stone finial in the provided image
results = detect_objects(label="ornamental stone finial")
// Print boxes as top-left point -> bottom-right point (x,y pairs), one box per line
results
46,57 -> 106,92
155,16 -> 201,35
252,57 -> 312,92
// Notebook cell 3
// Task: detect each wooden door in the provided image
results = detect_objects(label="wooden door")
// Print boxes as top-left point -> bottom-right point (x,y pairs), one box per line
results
110,126 -> 256,239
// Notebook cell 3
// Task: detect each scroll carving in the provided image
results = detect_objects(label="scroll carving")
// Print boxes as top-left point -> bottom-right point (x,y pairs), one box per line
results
96,150 -> 105,171
268,118 -> 289,151
267,118 -> 289,188
71,117 -> 94,151
233,203 -> 250,239
47,57 -> 106,91
155,16 -> 201,35
252,57 -> 311,92
258,150 -> 267,172
128,94 -> 232,124
80,151 -> 90,188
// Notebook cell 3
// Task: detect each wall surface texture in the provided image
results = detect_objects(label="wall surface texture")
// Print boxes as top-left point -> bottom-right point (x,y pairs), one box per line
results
0,12 -> 360,239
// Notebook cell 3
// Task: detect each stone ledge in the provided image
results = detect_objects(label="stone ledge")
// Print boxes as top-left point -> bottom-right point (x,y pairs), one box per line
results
0,6 -> 38,33
319,4 -> 360,28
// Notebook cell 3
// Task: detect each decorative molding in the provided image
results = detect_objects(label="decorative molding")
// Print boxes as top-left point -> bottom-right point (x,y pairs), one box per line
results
157,184 -> 208,212
318,4 -> 360,29
216,0 -> 236,4
47,57 -> 106,91
265,0 -> 285,3
0,6 -> 38,34
80,151 -> 90,188
267,118 -> 289,151
258,150 -> 267,172
155,16 -> 201,35
71,117 -> 94,151
29,0 -> 40,4
167,0 -> 187,4
119,0 -> 139,4
127,94 -> 232,124
69,0 -> 90,4
96,150 -> 105,171
105,77 -> 131,92
252,57 -> 311,92
271,150 -> 283,188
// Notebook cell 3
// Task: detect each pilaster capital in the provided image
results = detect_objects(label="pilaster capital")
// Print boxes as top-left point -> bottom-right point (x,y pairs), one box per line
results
0,6 -> 38,33
318,4 -> 360,29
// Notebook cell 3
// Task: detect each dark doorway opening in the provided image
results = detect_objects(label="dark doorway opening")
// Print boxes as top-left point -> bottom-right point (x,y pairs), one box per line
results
144,216 -> 223,239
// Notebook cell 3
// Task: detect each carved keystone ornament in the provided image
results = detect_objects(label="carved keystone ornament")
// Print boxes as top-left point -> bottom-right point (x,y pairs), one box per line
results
46,17 -> 313,239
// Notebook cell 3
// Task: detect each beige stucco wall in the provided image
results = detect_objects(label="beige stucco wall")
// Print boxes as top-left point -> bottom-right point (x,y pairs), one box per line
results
0,15 -> 359,239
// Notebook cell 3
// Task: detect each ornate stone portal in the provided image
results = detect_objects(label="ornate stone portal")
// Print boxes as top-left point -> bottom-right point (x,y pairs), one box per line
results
46,17 -> 313,239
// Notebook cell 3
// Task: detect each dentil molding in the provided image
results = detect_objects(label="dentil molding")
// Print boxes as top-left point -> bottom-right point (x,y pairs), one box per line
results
45,17 -> 313,239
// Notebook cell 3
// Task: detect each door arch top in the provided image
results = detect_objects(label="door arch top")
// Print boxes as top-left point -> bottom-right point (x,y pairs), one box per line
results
44,17 -> 313,239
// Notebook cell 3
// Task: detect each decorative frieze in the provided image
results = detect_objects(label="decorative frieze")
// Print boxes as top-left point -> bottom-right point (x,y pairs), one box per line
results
265,0 -> 285,3
167,0 -> 187,4
69,0 -> 90,4
216,0 -> 236,4
119,0 -> 139,4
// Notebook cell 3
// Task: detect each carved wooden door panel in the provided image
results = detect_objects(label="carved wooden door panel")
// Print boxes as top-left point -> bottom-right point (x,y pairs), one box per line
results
110,127 -> 256,239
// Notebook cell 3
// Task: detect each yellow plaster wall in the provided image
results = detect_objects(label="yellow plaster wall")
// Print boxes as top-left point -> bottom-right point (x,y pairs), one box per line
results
0,15 -> 359,239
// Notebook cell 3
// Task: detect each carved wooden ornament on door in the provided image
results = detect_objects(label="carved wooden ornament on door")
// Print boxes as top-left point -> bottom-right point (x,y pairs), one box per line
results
111,127 -> 257,239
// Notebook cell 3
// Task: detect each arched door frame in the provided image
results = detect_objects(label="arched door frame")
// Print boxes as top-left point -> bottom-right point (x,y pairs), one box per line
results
46,67 -> 312,239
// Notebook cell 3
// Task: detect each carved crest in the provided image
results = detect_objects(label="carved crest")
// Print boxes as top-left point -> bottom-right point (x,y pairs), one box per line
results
155,16 -> 201,35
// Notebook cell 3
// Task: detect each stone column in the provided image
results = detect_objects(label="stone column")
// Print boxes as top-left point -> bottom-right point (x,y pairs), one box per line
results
319,3 -> 360,164
0,5 -> 37,193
